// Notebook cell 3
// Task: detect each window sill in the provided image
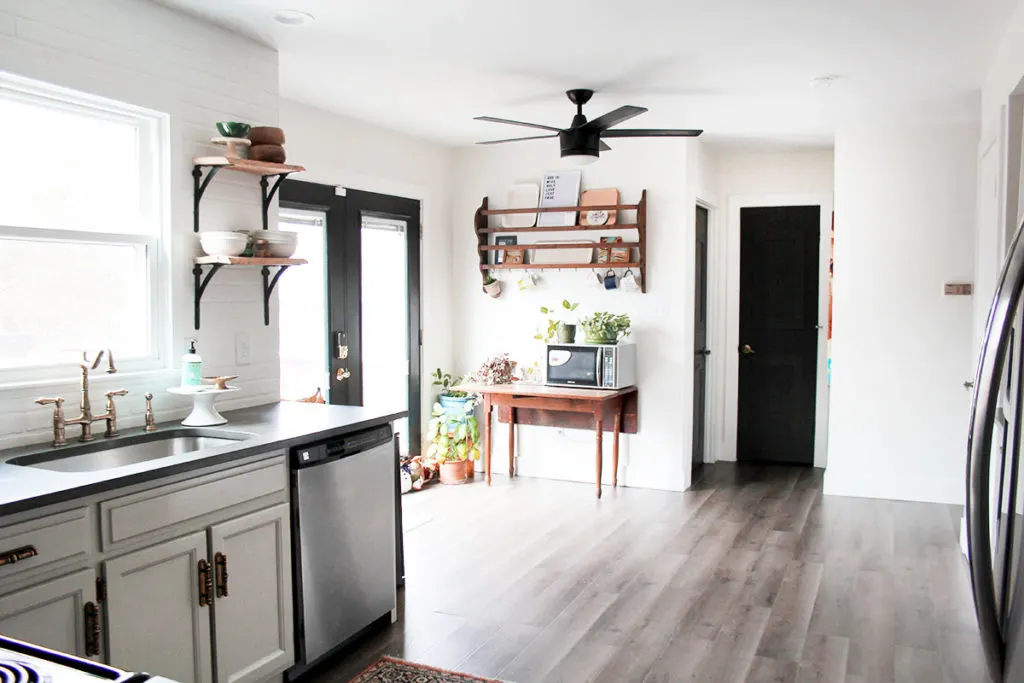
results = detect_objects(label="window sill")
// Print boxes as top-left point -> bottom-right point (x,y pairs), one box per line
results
0,367 -> 177,393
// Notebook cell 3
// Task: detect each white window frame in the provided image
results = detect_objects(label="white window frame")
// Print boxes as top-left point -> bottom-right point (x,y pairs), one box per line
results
0,72 -> 170,385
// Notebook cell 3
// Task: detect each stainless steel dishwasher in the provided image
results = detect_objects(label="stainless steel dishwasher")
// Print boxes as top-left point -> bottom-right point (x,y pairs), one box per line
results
287,424 -> 397,679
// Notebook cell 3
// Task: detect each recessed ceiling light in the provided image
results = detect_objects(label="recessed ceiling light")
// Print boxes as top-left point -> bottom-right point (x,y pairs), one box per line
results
272,9 -> 315,26
810,75 -> 840,89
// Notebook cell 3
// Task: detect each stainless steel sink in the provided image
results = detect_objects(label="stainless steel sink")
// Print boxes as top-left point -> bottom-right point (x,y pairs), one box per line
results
8,428 -> 253,473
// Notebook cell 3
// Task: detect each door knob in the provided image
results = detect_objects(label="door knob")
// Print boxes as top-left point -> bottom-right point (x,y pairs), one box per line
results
740,344 -> 756,356
695,348 -> 711,356
964,380 -> 975,390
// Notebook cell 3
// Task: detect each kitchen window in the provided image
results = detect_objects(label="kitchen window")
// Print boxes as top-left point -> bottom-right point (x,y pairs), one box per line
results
0,72 -> 169,379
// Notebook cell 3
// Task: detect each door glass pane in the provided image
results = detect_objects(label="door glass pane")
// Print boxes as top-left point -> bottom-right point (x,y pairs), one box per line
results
278,210 -> 329,401
361,215 -> 409,454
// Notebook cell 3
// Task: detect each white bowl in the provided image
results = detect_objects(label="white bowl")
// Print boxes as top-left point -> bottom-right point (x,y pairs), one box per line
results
199,231 -> 248,257
263,231 -> 298,257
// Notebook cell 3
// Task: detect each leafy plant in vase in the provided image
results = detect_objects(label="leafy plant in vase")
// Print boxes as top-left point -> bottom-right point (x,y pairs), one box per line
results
432,368 -> 473,418
426,399 -> 480,485
580,312 -> 632,344
482,275 -> 502,299
536,300 -> 580,343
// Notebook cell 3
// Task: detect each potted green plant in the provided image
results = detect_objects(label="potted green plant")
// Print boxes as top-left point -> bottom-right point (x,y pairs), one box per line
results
536,300 -> 580,343
482,275 -> 502,298
432,368 -> 473,418
426,400 -> 480,484
580,312 -> 632,344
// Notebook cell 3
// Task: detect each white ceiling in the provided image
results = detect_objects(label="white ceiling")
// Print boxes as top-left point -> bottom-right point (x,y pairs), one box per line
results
157,0 -> 1017,148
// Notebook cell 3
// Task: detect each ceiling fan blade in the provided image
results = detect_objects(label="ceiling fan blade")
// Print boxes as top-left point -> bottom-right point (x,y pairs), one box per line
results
602,128 -> 704,138
581,105 -> 648,132
599,140 -> 612,152
476,134 -> 559,145
474,116 -> 562,133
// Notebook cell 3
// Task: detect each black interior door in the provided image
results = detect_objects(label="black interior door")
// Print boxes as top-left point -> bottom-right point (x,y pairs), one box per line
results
693,206 -> 710,468
737,206 -> 820,465
345,189 -> 422,455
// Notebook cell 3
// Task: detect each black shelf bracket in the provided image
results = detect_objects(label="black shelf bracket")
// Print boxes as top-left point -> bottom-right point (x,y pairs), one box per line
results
193,263 -> 224,330
260,173 -> 292,231
262,265 -> 292,325
192,166 -> 221,233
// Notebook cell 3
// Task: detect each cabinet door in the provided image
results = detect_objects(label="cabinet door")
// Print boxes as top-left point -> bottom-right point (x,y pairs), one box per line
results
210,504 -> 293,683
0,569 -> 97,659
104,533 -> 212,683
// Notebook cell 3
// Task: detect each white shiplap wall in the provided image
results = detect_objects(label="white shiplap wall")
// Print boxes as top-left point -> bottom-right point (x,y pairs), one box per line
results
0,0 -> 282,448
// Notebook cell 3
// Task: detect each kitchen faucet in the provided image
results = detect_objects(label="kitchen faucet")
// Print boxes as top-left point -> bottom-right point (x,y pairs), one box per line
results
36,350 -> 127,447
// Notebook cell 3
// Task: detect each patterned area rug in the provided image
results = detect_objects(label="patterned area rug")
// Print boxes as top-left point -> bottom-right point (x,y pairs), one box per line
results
348,657 -> 504,683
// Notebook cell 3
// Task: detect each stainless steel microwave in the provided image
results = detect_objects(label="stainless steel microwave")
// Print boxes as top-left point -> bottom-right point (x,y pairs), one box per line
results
545,343 -> 637,389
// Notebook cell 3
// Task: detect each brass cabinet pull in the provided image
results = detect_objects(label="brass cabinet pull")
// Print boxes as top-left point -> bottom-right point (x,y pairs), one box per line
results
197,559 -> 212,607
214,552 -> 229,598
0,545 -> 38,567
83,601 -> 100,657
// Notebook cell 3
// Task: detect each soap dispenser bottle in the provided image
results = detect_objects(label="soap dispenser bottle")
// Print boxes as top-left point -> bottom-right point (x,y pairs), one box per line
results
181,338 -> 203,388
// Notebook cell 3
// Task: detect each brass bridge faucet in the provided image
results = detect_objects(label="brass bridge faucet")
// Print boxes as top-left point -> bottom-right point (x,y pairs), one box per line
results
36,350 -> 127,447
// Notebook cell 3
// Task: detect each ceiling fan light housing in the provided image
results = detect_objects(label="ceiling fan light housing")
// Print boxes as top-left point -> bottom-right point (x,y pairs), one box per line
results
559,129 -> 601,160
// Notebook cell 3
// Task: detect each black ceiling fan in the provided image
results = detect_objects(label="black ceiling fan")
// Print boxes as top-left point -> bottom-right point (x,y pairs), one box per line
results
475,88 -> 703,162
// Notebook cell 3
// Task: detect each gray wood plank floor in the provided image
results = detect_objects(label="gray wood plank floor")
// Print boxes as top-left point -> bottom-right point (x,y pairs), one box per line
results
308,464 -> 988,683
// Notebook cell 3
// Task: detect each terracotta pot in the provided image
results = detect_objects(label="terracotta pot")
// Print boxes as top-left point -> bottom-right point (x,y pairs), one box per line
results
440,460 -> 468,485
465,458 -> 476,480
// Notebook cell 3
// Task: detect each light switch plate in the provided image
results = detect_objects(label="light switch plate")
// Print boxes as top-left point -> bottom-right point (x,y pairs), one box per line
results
235,332 -> 251,365
944,282 -> 973,296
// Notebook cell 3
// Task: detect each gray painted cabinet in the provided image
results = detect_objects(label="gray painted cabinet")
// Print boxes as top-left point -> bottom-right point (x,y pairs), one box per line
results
0,452 -> 293,683
104,531 -> 213,683
0,569 -> 97,659
210,504 -> 294,683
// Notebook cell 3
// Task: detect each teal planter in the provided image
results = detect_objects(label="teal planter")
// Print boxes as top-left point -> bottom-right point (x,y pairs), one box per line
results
440,394 -> 475,419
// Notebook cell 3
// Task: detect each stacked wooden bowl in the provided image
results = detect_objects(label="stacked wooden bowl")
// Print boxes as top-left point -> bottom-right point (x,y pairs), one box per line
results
248,126 -> 288,163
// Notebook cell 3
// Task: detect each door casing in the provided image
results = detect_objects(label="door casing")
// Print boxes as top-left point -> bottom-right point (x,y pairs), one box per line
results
719,193 -> 832,468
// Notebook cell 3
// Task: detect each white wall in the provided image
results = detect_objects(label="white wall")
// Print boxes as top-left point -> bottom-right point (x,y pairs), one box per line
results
451,141 -> 696,492
826,123 -> 978,505
706,149 -> 835,467
0,0 -> 283,448
279,99 -> 455,436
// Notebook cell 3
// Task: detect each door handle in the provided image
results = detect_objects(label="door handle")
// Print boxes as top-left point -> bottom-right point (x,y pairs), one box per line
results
214,552 -> 229,598
83,602 -> 100,657
964,380 -> 975,390
694,349 -> 711,356
197,559 -> 212,607
740,344 -> 756,356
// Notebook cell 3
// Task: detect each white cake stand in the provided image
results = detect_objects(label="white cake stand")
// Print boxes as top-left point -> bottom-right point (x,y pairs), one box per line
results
167,386 -> 240,426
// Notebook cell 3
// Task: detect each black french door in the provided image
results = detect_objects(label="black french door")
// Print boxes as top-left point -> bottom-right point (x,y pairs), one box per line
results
278,182 -> 422,453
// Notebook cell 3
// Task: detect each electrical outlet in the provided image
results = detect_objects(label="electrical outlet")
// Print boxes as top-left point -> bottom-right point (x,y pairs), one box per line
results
235,332 -> 251,366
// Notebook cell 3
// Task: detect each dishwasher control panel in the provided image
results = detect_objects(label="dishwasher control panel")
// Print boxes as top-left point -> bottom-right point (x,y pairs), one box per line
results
291,423 -> 394,469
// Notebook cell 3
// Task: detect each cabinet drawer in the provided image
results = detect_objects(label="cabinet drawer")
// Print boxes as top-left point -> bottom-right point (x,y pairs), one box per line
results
101,457 -> 287,550
0,508 -> 91,582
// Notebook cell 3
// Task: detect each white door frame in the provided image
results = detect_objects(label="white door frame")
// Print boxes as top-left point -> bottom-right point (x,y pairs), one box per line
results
716,193 -> 833,469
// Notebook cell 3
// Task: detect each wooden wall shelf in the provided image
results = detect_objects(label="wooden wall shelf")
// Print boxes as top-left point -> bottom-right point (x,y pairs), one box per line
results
191,156 -> 306,329
474,190 -> 647,292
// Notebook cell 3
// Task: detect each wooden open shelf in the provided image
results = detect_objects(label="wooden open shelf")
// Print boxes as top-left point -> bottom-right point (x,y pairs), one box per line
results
474,190 -> 647,292
193,156 -> 306,176
480,202 -> 639,216
477,223 -> 639,235
195,256 -> 307,266
481,262 -> 642,271
478,241 -> 639,252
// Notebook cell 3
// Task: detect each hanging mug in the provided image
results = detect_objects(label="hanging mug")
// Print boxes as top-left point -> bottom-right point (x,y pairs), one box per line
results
586,271 -> 604,288
518,272 -> 538,290
603,269 -> 618,290
621,268 -> 641,292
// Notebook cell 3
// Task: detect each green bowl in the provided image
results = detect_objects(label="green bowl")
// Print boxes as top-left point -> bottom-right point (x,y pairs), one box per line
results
216,121 -> 251,138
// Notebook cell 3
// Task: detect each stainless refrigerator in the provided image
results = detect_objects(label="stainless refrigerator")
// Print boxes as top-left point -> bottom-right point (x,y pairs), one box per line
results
968,220 -> 1024,682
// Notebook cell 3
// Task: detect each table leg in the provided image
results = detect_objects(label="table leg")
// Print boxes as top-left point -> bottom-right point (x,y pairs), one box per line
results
508,407 -> 516,477
484,395 -> 492,486
595,410 -> 604,499
613,400 -> 621,488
